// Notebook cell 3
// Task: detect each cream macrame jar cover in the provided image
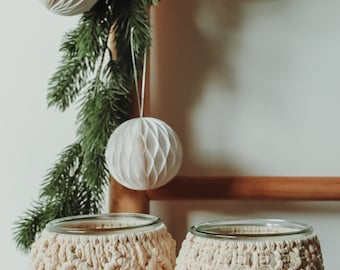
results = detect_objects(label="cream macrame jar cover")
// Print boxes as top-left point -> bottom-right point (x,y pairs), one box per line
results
176,219 -> 324,270
30,213 -> 176,270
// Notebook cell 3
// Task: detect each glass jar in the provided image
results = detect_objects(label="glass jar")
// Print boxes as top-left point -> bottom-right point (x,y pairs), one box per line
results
176,219 -> 323,270
30,213 -> 176,270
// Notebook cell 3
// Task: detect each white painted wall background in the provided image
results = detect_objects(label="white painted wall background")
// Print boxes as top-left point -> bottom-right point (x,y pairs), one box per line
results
2,0 -> 340,269
0,1 -> 78,268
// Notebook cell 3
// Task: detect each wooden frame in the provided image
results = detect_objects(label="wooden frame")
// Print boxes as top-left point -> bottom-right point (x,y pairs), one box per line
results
110,176 -> 340,213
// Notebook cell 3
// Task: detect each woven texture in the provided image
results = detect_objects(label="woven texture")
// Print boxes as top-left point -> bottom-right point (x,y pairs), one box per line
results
176,232 -> 324,270
30,223 -> 176,270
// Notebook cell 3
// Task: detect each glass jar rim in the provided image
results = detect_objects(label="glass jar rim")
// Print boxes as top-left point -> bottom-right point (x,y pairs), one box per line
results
46,213 -> 161,235
190,218 -> 314,240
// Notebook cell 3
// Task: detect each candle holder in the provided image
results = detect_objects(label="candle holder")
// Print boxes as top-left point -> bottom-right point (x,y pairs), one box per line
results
30,213 -> 176,270
176,219 -> 323,270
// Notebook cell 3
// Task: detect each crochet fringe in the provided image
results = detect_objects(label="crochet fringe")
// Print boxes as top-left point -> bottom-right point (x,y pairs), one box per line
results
30,224 -> 176,270
176,232 -> 323,270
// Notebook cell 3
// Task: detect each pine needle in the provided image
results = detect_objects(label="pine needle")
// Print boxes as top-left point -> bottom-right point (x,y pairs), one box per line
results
14,0 -> 154,251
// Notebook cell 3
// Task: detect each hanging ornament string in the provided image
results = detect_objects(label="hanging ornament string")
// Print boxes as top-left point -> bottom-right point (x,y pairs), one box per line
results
130,27 -> 147,118
104,27 -> 183,191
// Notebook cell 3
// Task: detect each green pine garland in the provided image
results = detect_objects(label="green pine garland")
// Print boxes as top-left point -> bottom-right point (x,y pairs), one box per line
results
13,0 -> 158,252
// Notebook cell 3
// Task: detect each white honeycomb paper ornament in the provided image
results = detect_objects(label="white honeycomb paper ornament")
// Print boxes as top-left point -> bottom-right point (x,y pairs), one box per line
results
38,0 -> 98,16
105,117 -> 183,190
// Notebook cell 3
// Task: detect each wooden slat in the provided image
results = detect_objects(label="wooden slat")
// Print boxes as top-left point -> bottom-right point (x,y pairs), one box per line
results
147,176 -> 340,201
110,177 -> 149,213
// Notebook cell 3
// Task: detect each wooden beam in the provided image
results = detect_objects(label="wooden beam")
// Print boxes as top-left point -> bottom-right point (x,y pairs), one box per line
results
110,177 -> 149,213
147,176 -> 340,201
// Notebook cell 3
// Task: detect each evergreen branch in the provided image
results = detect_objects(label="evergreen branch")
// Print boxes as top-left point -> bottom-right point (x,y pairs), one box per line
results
112,0 -> 152,93
13,143 -> 95,252
76,80 -> 131,192
14,0 -> 156,253
47,57 -> 89,111
47,1 -> 115,111
40,143 -> 83,198
13,201 -> 56,252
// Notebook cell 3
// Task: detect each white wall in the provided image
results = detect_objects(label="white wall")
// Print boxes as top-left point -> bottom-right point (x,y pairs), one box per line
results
150,0 -> 340,268
0,1 -> 78,268
151,0 -> 340,177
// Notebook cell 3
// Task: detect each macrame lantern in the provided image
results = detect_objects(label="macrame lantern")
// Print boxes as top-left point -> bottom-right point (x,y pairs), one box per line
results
38,0 -> 98,16
105,117 -> 183,190
30,213 -> 176,270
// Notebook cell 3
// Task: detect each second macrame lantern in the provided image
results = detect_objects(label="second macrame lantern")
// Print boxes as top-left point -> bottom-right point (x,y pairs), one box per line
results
105,117 -> 183,190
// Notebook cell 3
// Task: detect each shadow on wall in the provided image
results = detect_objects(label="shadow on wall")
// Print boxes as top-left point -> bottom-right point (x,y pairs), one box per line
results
150,0 -> 258,249
151,0 -> 250,176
